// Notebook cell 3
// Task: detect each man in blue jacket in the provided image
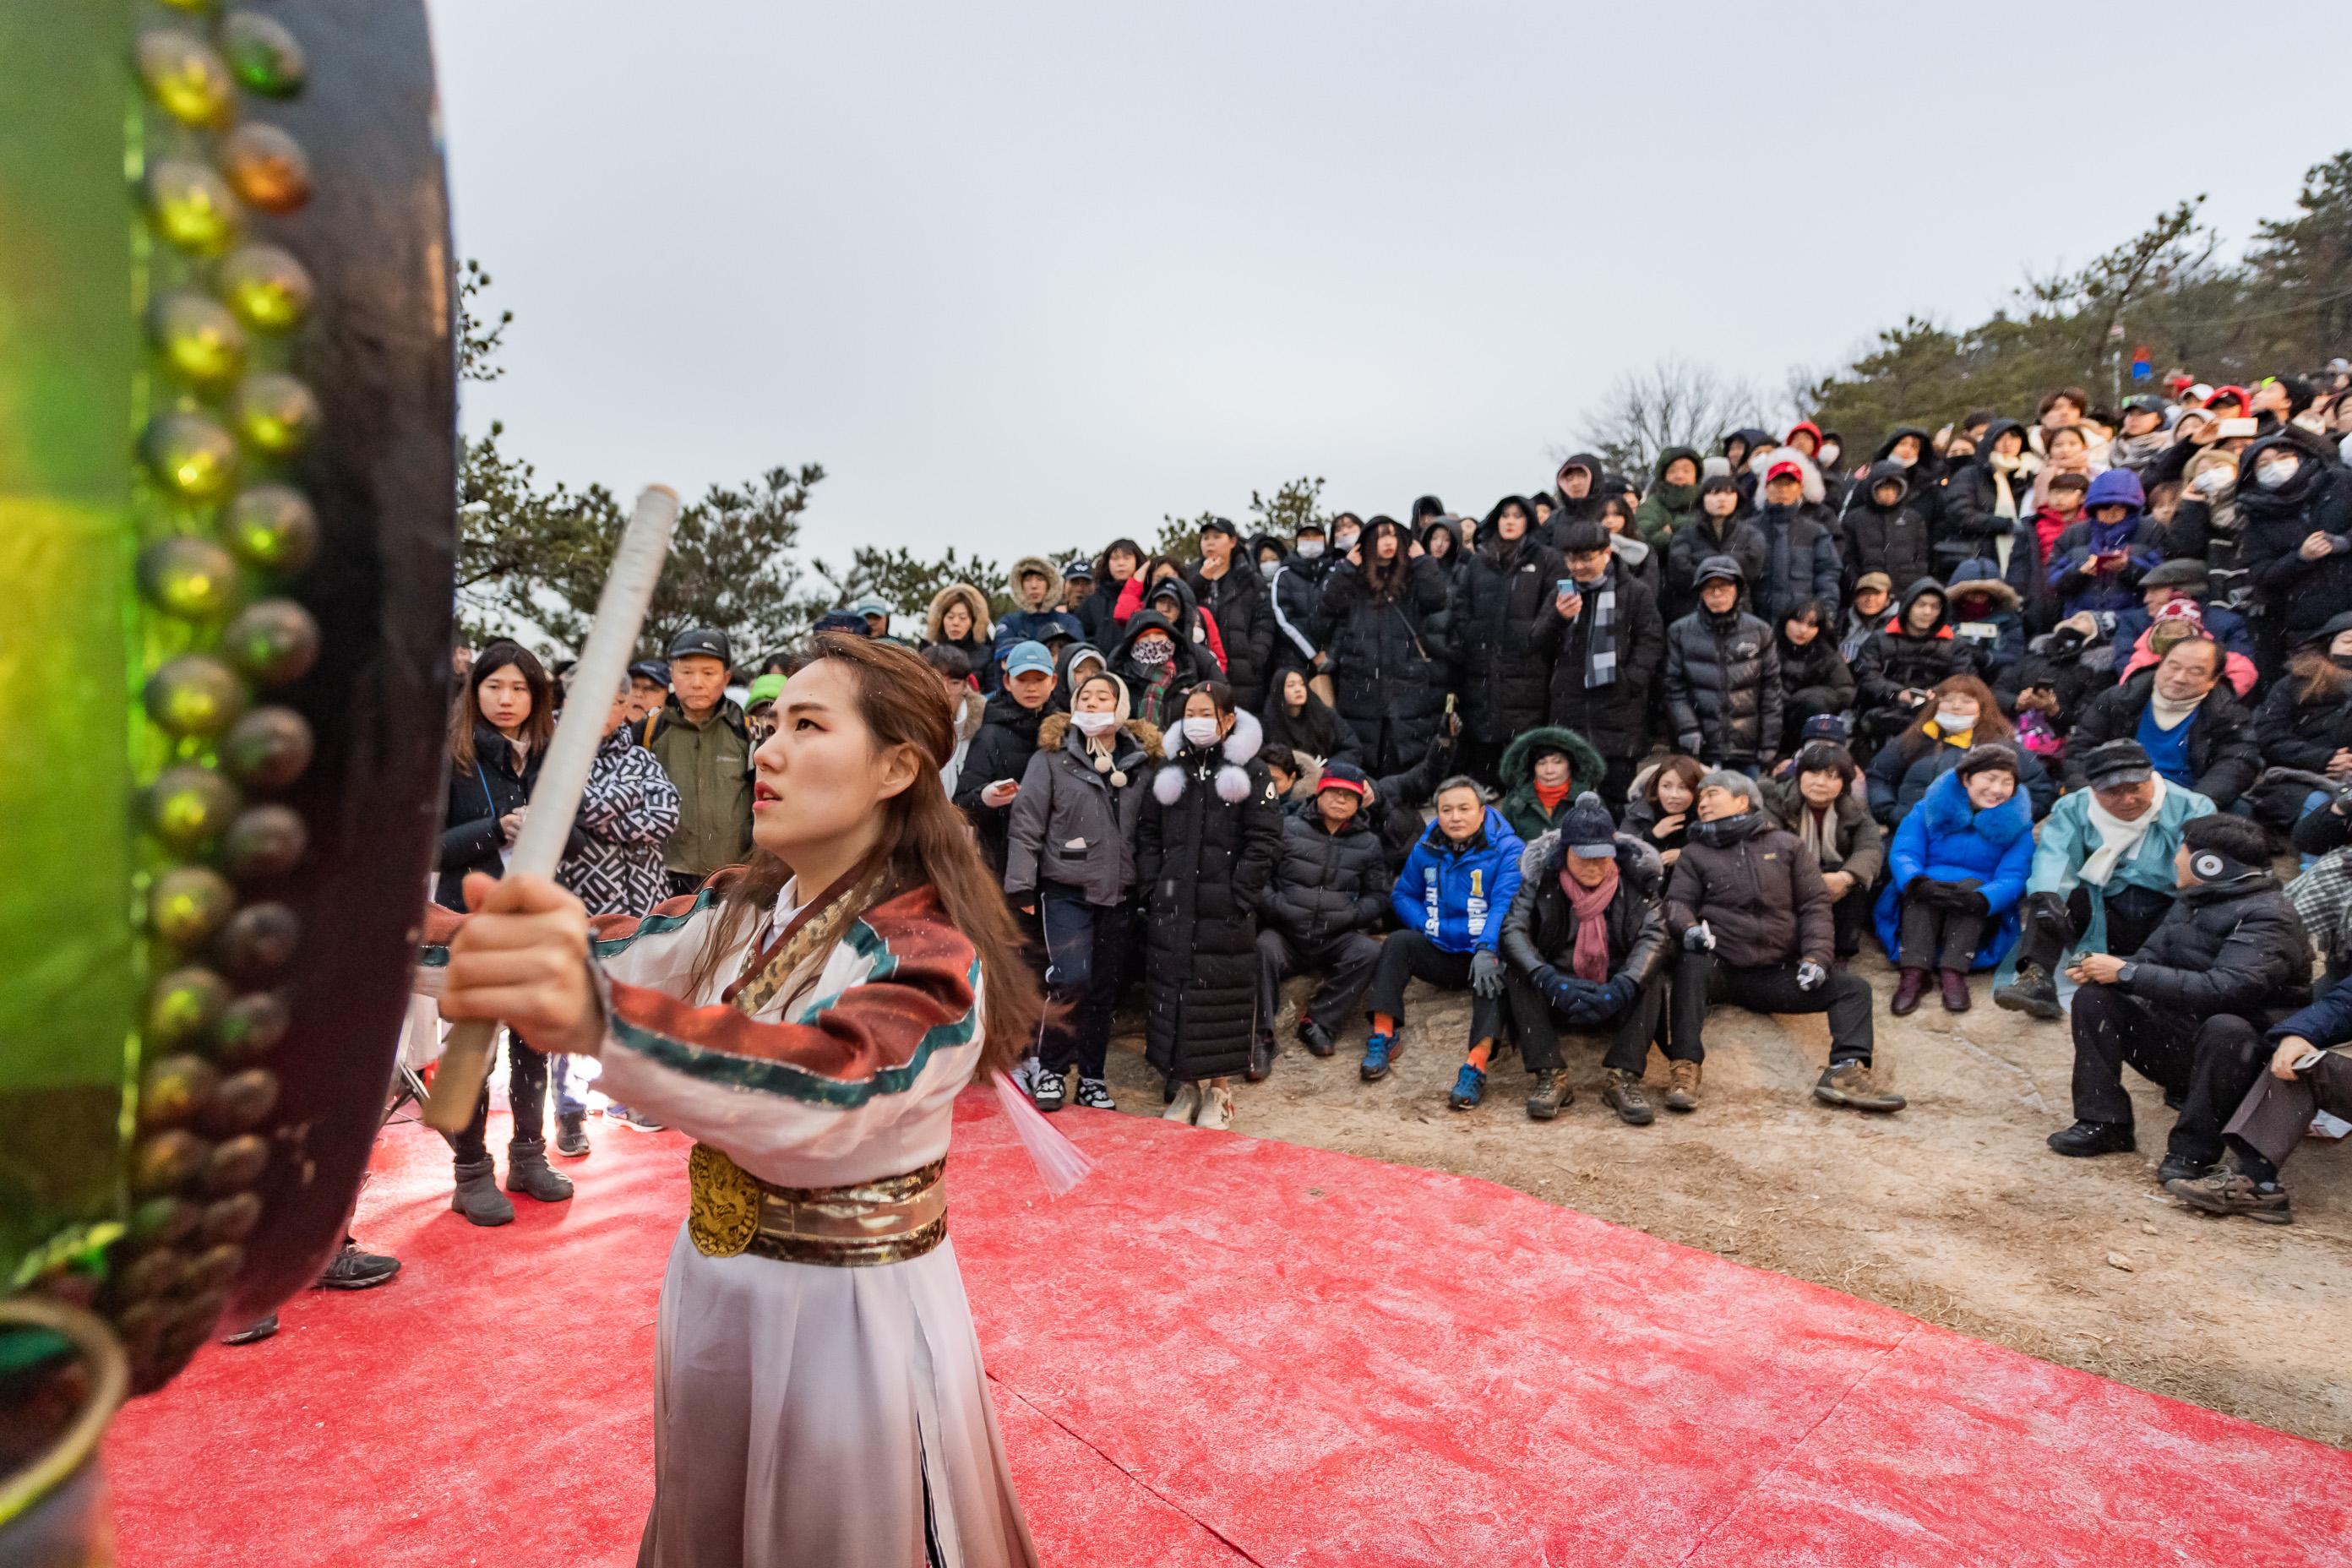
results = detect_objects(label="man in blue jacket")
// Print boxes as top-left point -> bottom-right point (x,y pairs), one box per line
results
1360,778 -> 1523,1083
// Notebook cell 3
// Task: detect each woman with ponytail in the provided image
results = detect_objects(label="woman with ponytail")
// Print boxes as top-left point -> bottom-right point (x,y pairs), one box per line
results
433,633 -> 1043,1567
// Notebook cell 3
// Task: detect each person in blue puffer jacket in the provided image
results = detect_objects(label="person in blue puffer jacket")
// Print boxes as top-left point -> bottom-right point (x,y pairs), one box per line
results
1875,745 -> 2035,1017
1360,778 -> 1524,1083
2047,469 -> 2164,618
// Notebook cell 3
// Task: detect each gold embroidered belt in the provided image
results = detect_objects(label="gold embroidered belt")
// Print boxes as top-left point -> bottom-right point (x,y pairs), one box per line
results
688,1145 -> 946,1267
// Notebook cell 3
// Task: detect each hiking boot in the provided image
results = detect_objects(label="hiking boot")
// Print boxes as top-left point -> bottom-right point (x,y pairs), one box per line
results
1195,1083 -> 1234,1131
2046,1119 -> 2135,1158
314,1244 -> 400,1291
505,1138 -> 574,1203
1448,1064 -> 1485,1110
1939,969 -> 1971,1012
1814,1062 -> 1905,1113
1247,1037 -> 1274,1082
1163,1081 -> 1200,1124
2155,1153 -> 2210,1187
1525,1068 -> 1573,1121
1994,963 -> 2063,1021
1890,967 -> 1929,1016
2166,1169 -> 2292,1225
1032,1068 -> 1068,1113
222,1315 -> 278,1347
1298,1019 -> 1337,1059
1361,1031 -> 1401,1082
555,1108 -> 591,1157
451,1157 -> 514,1226
1663,1059 -> 1702,1113
1601,1069 -> 1655,1126
1071,1078 -> 1116,1111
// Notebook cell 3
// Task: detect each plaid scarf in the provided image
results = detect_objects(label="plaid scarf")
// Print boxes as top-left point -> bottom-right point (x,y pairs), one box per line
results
2290,848 -> 2352,973
1583,564 -> 1618,689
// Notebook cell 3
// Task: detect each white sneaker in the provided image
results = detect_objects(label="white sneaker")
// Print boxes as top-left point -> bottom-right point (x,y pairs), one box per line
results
1195,1084 -> 1233,1131
1010,1056 -> 1040,1097
1162,1081 -> 1200,1124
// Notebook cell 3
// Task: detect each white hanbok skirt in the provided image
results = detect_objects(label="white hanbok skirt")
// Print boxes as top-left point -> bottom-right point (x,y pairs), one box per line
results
636,1227 -> 1038,1568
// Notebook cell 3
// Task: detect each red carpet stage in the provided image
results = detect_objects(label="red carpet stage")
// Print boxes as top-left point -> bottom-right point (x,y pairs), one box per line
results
109,1093 -> 2351,1565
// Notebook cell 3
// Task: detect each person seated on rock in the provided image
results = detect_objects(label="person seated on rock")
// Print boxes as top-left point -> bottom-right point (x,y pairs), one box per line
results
1761,741 -> 1885,966
2061,635 -> 2262,813
1993,739 -> 2214,1021
1622,754 -> 1703,865
1664,771 -> 1903,1114
1875,744 -> 2035,1016
1362,777 -> 1523,1085
2168,981 -> 2352,1226
1851,576 -> 1972,748
1255,761 -> 1391,1075
1486,793 -> 1672,1123
2245,612 -> 2352,836
1865,673 -> 2055,825
2049,814 -> 2312,1187
1495,725 -> 1605,843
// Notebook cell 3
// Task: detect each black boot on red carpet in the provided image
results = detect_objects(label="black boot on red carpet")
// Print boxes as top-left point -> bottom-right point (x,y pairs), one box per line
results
556,1108 -> 591,1157
506,1138 -> 575,1202
452,1157 -> 514,1226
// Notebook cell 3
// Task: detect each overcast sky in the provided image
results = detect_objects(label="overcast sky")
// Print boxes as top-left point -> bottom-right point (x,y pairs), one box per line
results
430,2 -> 2351,569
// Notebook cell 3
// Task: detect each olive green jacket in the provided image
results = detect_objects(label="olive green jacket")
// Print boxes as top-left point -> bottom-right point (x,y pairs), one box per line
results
641,697 -> 754,879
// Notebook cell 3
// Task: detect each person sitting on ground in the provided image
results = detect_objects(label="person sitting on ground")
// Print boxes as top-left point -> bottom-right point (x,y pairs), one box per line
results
1865,673 -> 2055,825
1489,793 -> 1672,1123
952,640 -> 1058,880
1255,760 -> 1392,1075
1259,666 -> 1364,770
2168,972 -> 2352,1226
1623,754 -> 1703,866
1258,743 -> 1312,811
1852,577 -> 1972,747
2061,636 -> 2261,812
1837,572 -> 1894,667
1362,778 -> 1524,1084
1993,739 -> 2215,1021
1774,597 -> 1855,757
1760,742 -> 1884,966
1494,725 -> 1606,843
2245,613 -> 2352,834
1943,558 -> 2028,697
1876,745 -> 2034,1016
1665,771 -> 1900,1112
2050,814 -> 2313,1187
1664,555 -> 1783,775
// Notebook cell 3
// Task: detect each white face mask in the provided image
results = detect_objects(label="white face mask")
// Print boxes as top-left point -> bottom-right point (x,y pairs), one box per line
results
1936,706 -> 1976,731
2192,468 -> 2230,494
1295,538 -> 1325,558
1818,444 -> 1841,468
1072,709 -> 1119,737
2256,457 -> 2300,489
1333,531 -> 1359,553
1259,559 -> 1280,581
1182,716 -> 1222,746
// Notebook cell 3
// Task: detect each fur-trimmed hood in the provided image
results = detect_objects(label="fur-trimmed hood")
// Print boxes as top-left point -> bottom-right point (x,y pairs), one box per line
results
925,581 -> 994,644
1151,709 -> 1264,806
1750,444 -> 1827,505
1008,554 -> 1064,609
1498,725 -> 1607,792
951,686 -> 987,745
1037,709 -> 1164,761
1944,558 -> 2023,612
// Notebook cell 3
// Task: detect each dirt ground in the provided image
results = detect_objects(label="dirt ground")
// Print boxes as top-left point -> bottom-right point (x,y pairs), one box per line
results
1088,947 -> 2351,1450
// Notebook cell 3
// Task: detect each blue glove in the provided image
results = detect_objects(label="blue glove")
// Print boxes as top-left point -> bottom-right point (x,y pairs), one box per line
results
1555,977 -> 1605,1017
1470,949 -> 1504,998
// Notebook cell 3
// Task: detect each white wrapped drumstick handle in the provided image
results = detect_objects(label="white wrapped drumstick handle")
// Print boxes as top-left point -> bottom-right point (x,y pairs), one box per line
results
423,485 -> 679,1132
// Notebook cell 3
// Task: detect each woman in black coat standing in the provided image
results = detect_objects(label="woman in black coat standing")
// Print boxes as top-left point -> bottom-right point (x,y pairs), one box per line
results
1448,495 -> 1564,784
1136,684 -> 1283,1131
1318,514 -> 1451,777
2239,435 -> 2352,676
435,640 -> 578,1225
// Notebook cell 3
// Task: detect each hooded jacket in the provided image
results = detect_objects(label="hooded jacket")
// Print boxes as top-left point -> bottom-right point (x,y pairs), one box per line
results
1632,445 -> 1702,545
1494,725 -> 1608,842
923,582 -> 995,670
1663,559 -> 1783,766
1108,607 -> 1218,729
953,684 -> 1054,876
1864,426 -> 1945,527
1852,578 -> 1972,720
1417,516 -> 1469,582
1317,522 -> 1452,775
2240,435 -> 2352,637
2047,469 -> 2164,618
1663,505 -> 1768,625
989,555 -> 1085,683
1725,427 -> 1778,511
1449,520 -> 1566,746
1840,460 -> 1935,592
2112,869 -> 2313,1027
1544,556 -> 1666,760
1776,619 -> 1856,721
2061,668 -> 2262,808
1136,573 -> 1229,678
1261,803 -> 1393,948
1004,709 -> 1163,906
1549,455 -> 1609,531
1943,558 -> 2027,691
1265,540 -> 1332,676
1258,681 -> 1364,767
1045,640 -> 1111,716
1872,765 -> 2035,970
1391,805 -> 1526,956
1863,722 -> 2055,825
1663,802 -> 1832,970
1188,551 -> 1276,711
1499,830 -> 1670,990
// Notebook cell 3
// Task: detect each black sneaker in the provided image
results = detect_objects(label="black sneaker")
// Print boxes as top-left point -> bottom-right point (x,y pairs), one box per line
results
1032,1069 -> 1068,1113
315,1244 -> 402,1291
1298,1020 -> 1337,1059
1071,1078 -> 1116,1111
2046,1119 -> 2135,1157
1247,1037 -> 1274,1082
2155,1153 -> 2209,1187
555,1108 -> 591,1157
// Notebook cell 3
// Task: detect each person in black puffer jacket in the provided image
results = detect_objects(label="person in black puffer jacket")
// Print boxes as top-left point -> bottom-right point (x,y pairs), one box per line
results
1774,598 -> 1855,755
1189,516 -> 1277,712
1266,520 -> 1334,691
1259,666 -> 1364,768
2061,641 -> 2262,810
1136,688 -> 1284,1130
1664,556 -> 1783,771
1448,495 -> 1565,783
1852,576 -> 1973,745
1664,477 -> 1768,625
2238,434 -> 2352,677
1108,608 -> 1216,730
952,640 -> 1060,879
1749,459 -> 1844,628
1544,519 -> 1665,801
1318,514 -> 1452,777
2052,813 -> 2314,1183
1418,513 -> 1468,585
1840,460 -> 1935,597
2246,614 -> 2352,830
1936,419 -> 2045,607
1254,760 -> 1392,1074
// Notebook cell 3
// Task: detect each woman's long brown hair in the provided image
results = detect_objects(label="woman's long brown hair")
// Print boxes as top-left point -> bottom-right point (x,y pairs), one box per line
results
1893,673 -> 2013,761
688,634 -> 1040,1075
449,640 -> 555,772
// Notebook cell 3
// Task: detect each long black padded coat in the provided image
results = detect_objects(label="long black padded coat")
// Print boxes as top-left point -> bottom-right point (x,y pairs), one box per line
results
1316,532 -> 1451,776
1135,710 -> 1284,1083
1189,558 -> 1276,713
1449,531 -> 1566,747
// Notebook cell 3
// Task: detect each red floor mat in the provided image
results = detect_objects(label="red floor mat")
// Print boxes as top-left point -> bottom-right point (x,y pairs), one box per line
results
106,1092 -> 2351,1565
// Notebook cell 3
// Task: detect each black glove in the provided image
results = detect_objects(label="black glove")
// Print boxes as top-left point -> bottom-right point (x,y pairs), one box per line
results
2025,890 -> 2074,939
1905,876 -> 1952,907
1957,889 -> 1990,918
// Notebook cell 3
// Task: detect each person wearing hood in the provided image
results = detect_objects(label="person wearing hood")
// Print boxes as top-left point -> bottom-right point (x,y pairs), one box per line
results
1548,455 -> 1608,537
2164,448 -> 2251,613
1774,598 -> 1854,754
1490,796 -> 1673,1124
1760,741 -> 1884,964
1666,770 -> 1901,1114
1723,427 -> 1777,512
1004,668 -> 1163,1113
1137,684 -> 1282,1130
988,556 -> 1085,689
1364,779 -> 1524,1089
2112,592 -> 2257,701
1943,558 -> 2028,694
1543,519 -> 1666,802
1841,460 -> 1934,596
1494,725 -> 1607,842
2048,468 -> 2163,618
1319,514 -> 1452,777
1875,745 -> 2035,1015
1865,672 -> 2054,824
1045,638 -> 1111,716
1266,517 -> 1336,700
2246,612 -> 2352,832
1259,665 -> 1364,769
1937,419 -> 2049,604
2050,814 -> 2312,1187
1189,516 -> 1276,712
952,639 -> 1059,879
1663,476 -> 1767,625
1783,422 -> 1847,511
1596,497 -> 1664,597
2239,433 -> 2352,676
2063,635 -> 2261,810
1140,569 -> 1229,679
1633,446 -> 1703,545
923,581 -> 994,673
1750,459 -> 1843,629
1108,607 -> 1216,729
1852,576 -> 1972,745
1254,760 -> 1392,1075
1417,514 -> 1467,580
1081,536 -> 1146,645
1448,495 -> 1567,783
1664,555 -> 1783,773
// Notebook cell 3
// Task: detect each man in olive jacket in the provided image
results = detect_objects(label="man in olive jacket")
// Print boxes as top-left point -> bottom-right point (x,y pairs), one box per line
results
640,625 -> 754,897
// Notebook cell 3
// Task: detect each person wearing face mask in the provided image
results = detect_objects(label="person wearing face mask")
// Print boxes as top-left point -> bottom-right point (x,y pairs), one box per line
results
1188,517 -> 1274,712
1663,476 -> 1767,624
1761,741 -> 1883,965
1108,610 -> 1213,729
1852,580 -> 1973,747
2164,449 -> 2250,611
1137,683 -> 1282,1131
1268,517 -> 1337,704
2048,468 -> 2163,619
1865,673 -> 2055,825
1874,745 -> 2035,1015
2062,637 -> 2261,810
1004,671 -> 1161,1113
1633,446 -> 1704,545
1449,495 -> 1567,783
2239,434 -> 2352,678
2244,614 -> 2352,834
1938,421 -> 2049,602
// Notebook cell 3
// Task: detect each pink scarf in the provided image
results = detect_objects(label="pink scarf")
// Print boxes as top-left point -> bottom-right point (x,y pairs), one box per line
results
1561,861 -> 1620,982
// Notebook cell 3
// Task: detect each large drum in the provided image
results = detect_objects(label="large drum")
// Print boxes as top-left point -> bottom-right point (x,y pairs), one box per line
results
1,3 -> 455,1554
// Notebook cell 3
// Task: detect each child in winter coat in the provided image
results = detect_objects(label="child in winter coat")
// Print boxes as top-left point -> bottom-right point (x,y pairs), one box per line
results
1004,670 -> 1162,1113
1943,558 -> 2028,696
2048,469 -> 2164,618
1364,779 -> 1524,1086
1876,745 -> 2034,1015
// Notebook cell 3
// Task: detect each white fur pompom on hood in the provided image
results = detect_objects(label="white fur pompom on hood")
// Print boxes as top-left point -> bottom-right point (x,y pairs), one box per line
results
1151,709 -> 1262,806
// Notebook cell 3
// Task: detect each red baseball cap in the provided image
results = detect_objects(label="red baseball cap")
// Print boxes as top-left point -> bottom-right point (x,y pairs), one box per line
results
1766,460 -> 1805,485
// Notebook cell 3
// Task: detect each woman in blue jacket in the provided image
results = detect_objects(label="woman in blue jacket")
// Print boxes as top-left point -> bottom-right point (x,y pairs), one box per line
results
1361,778 -> 1523,1084
1876,745 -> 2034,1016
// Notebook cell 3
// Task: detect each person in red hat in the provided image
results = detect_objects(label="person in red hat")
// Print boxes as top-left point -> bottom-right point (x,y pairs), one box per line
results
1752,459 -> 1843,629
